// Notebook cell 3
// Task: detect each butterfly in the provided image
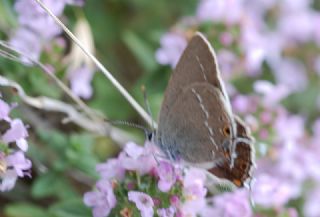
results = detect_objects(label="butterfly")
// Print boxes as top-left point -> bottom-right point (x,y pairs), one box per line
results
153,32 -> 255,187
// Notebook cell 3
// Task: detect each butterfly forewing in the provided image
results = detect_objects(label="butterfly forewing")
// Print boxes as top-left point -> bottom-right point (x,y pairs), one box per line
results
158,33 -> 232,129
157,83 -> 233,166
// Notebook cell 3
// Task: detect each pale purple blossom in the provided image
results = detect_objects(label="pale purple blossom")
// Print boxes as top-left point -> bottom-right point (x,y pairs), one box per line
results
2,119 -> 29,151
181,168 -> 207,216
206,190 -> 252,217
253,80 -> 290,106
219,32 -> 234,46
155,32 -> 187,68
0,170 -> 18,192
157,206 -> 175,217
68,65 -> 94,99
10,0 -> 83,62
276,142 -> 309,183
196,0 -> 243,25
128,191 -> 154,217
277,11 -> 316,43
14,0 -> 81,37
216,49 -> 238,79
244,0 -> 276,17
120,142 -> 157,174
196,0 -> 225,22
170,195 -> 180,208
0,99 -> 11,121
9,28 -> 42,63
96,157 -> 125,181
252,173 -> 299,207
232,95 -> 257,114
304,186 -> 320,217
260,111 -> 273,124
240,25 -> 268,75
274,112 -> 305,144
124,141 -> 144,159
156,161 -> 177,192
0,98 -> 31,192
272,58 -> 308,91
6,152 -> 32,177
84,179 -> 116,217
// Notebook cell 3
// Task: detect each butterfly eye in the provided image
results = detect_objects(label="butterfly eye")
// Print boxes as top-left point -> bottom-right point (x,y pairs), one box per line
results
223,126 -> 231,136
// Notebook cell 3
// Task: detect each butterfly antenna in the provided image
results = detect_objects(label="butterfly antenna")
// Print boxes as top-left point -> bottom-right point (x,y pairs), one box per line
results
109,120 -> 150,139
141,85 -> 155,133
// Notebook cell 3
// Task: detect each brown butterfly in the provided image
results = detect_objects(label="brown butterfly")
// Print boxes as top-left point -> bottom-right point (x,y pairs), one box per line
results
153,32 -> 255,187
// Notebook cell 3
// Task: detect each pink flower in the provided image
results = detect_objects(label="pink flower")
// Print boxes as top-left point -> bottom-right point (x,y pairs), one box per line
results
84,179 -> 116,217
304,186 -> 320,217
2,119 -> 29,151
9,28 -> 42,64
181,168 -> 207,216
0,169 -> 18,192
252,173 -> 299,207
96,157 -> 125,181
0,99 -> 31,192
128,191 -> 154,217
0,99 -> 10,121
219,32 -> 234,46
272,58 -> 308,91
170,195 -> 180,207
274,112 -> 305,144
124,142 -> 144,159
253,80 -> 290,106
157,207 -> 175,217
232,95 -> 257,114
155,32 -> 187,68
278,10 -> 315,43
120,142 -> 156,174
216,49 -> 238,79
196,0 -> 243,24
208,190 -> 252,217
156,161 -> 177,192
6,151 -> 32,177
68,65 -> 94,99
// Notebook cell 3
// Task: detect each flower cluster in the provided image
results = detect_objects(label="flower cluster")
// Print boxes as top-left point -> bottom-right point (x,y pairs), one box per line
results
84,142 -> 210,217
10,0 -> 83,62
9,0 -> 95,99
155,0 -> 320,216
0,98 -> 31,192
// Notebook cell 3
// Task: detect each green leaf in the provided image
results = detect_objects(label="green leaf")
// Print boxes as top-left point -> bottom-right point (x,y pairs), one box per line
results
31,172 -> 78,199
122,31 -> 157,72
28,70 -> 62,98
4,203 -> 50,217
49,199 -> 92,217
89,73 -> 134,120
